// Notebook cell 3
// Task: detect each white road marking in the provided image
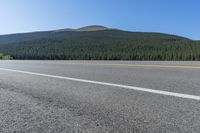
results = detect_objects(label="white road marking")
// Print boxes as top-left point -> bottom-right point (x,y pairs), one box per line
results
0,67 -> 200,101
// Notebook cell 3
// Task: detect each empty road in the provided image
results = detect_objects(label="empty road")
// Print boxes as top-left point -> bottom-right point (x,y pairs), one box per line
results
0,61 -> 200,133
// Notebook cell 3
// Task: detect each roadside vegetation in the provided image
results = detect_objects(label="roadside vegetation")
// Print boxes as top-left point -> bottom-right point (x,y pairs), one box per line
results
0,53 -> 12,60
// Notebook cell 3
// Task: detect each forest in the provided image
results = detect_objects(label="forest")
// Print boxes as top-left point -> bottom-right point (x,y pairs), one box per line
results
0,30 -> 199,60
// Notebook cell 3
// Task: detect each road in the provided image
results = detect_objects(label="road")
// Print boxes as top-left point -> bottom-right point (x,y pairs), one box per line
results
0,61 -> 200,133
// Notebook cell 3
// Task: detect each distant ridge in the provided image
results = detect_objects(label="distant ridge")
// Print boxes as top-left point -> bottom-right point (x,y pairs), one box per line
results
77,25 -> 109,31
53,28 -> 75,32
54,25 -> 109,32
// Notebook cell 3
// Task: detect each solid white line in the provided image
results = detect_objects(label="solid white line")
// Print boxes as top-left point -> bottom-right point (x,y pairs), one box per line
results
0,67 -> 200,101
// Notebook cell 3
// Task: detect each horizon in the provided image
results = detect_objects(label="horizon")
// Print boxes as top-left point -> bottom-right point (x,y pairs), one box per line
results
0,0 -> 199,40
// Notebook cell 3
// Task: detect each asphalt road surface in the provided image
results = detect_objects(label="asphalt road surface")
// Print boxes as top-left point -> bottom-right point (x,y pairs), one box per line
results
0,61 -> 200,133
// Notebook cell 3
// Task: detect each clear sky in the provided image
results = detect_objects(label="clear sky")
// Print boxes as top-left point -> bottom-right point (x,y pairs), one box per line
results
0,0 -> 199,40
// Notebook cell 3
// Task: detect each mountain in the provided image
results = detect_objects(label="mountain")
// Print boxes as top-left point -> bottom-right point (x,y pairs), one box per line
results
53,25 -> 109,32
0,25 -> 200,60
0,25 -> 110,44
53,28 -> 76,32
77,25 -> 109,31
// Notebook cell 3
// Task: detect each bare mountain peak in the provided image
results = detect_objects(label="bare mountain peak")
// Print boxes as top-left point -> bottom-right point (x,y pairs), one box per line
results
77,25 -> 109,31
53,25 -> 110,32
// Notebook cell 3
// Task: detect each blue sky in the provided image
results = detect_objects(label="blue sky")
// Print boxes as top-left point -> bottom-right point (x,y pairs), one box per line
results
0,0 -> 199,40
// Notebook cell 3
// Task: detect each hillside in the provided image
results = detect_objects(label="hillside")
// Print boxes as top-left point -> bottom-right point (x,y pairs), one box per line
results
0,26 -> 200,60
